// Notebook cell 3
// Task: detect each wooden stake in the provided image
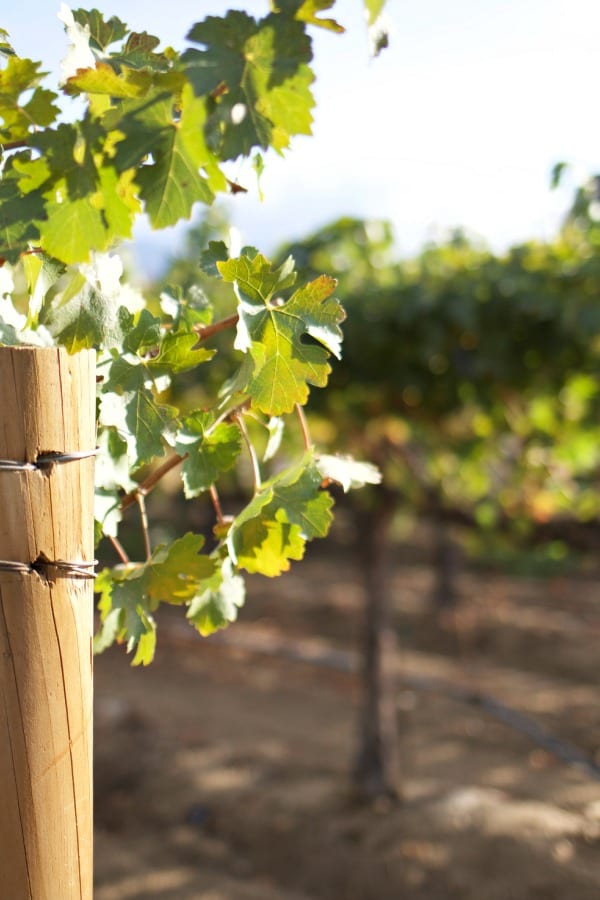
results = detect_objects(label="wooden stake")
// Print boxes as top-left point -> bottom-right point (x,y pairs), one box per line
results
0,347 -> 95,900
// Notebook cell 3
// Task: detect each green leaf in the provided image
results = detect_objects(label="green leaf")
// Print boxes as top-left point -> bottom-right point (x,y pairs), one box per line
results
364,0 -> 389,55
42,194 -> 110,264
22,252 -> 65,327
94,488 -> 122,540
363,0 -> 387,26
65,61 -> 154,99
143,532 -> 217,602
114,33 -> 174,73
0,29 -> 15,58
0,269 -> 22,344
253,151 -> 265,200
121,307 -> 161,354
183,10 -> 315,158
0,264 -> 50,346
199,239 -> 230,276
45,253 -> 139,351
115,83 -> 226,229
94,533 -> 217,664
263,416 -> 284,461
94,568 -> 158,666
96,163 -> 141,241
147,331 -> 215,375
124,31 -> 161,58
160,285 -> 213,332
100,372 -> 178,469
271,1 -> 345,34
0,153 -> 45,262
95,425 -> 137,493
30,121 -> 100,199
175,410 -> 242,497
0,57 -> 59,142
72,8 -> 128,51
11,116 -> 142,262
228,455 -> 333,576
0,320 -> 21,345
218,248 -> 297,301
187,558 -> 245,635
17,120 -> 122,263
218,252 -> 343,414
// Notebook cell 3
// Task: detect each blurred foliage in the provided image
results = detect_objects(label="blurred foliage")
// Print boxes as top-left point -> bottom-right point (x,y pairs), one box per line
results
157,177 -> 600,557
276,180 -> 600,543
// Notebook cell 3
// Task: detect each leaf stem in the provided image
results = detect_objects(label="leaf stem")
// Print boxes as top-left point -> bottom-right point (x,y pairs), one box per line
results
234,410 -> 261,493
295,403 -> 312,452
0,139 -> 28,152
209,484 -> 225,526
108,533 -> 130,565
194,313 -> 239,342
120,452 -> 187,511
136,492 -> 152,560
207,398 -> 250,436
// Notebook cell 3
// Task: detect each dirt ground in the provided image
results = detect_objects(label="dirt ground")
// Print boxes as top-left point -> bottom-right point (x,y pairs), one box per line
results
93,539 -> 600,899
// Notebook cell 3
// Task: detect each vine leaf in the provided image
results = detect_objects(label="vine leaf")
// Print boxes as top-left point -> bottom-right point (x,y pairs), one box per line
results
95,533 -> 217,665
14,119 -> 131,264
363,0 -> 387,25
0,57 -> 59,142
187,558 -> 246,635
0,28 -> 15,58
58,5 -> 98,83
0,266 -> 49,346
175,410 -> 242,497
45,253 -> 142,351
147,332 -> 215,375
100,305 -> 216,468
0,154 -> 46,263
71,9 -> 129,52
363,0 -> 390,54
271,1 -> 345,33
22,252 -> 66,327
64,61 -> 155,99
183,10 -> 314,158
218,251 -> 344,414
228,455 -> 333,576
100,367 -> 178,469
115,84 -> 227,229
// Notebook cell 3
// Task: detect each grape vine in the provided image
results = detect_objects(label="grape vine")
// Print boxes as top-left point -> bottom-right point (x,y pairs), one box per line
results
0,3 -> 385,663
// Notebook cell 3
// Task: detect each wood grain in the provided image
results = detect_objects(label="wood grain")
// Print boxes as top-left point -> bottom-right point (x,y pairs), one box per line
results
0,347 -> 95,900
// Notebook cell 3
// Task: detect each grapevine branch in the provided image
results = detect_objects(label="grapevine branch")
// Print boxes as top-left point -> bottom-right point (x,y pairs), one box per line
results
194,313 -> 239,342
120,453 -> 187,512
108,533 -> 130,565
0,138 -> 28,152
209,484 -> 225,526
118,401 -> 250,517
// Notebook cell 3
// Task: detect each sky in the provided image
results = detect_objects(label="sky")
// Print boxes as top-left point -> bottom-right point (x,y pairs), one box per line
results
2,1 -> 599,276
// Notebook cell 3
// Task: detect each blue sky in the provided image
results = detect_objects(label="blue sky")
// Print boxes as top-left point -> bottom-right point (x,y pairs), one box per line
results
2,1 -> 599,274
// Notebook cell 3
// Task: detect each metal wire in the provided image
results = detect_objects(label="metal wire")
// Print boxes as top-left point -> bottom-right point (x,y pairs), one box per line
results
0,560 -> 33,574
0,449 -> 98,472
0,559 -> 97,579
45,559 -> 98,579
0,461 -> 35,472
36,449 -> 99,467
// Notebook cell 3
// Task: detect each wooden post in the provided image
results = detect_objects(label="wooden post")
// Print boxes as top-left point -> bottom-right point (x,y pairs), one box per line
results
0,347 -> 95,900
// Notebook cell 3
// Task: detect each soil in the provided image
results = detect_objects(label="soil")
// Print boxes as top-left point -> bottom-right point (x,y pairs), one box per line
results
93,539 -> 600,900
